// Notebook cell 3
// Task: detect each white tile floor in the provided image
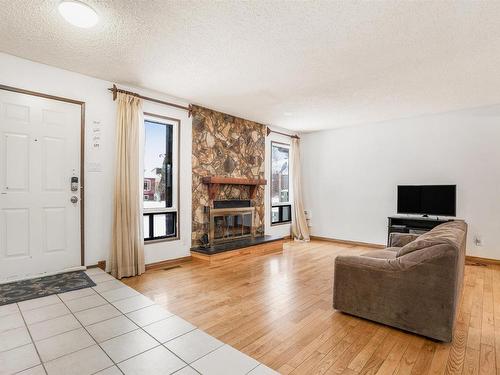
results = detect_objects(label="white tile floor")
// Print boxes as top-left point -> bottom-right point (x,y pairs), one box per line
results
0,268 -> 280,375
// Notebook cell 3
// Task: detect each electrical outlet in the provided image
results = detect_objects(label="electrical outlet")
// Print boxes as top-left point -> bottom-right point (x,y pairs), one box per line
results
474,236 -> 483,246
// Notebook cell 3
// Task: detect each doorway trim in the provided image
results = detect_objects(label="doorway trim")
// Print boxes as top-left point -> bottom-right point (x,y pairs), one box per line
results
0,84 -> 86,266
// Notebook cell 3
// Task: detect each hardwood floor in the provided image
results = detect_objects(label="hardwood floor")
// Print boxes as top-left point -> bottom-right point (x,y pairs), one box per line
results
123,240 -> 500,374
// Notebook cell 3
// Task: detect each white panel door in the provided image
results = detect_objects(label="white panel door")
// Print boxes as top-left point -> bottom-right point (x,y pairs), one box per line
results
0,89 -> 82,282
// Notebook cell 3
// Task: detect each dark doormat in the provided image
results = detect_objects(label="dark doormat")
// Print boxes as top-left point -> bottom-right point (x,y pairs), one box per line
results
0,271 -> 96,306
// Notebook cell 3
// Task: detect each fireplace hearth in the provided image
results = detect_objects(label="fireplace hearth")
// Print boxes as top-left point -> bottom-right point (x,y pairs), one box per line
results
191,234 -> 285,260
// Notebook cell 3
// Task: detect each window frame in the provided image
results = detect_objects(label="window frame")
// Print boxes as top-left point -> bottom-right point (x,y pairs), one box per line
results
144,212 -> 178,242
271,204 -> 292,225
143,112 -> 180,243
270,141 -> 292,226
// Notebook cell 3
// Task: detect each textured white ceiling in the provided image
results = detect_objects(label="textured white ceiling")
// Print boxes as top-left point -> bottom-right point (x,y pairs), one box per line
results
1,1 -> 500,131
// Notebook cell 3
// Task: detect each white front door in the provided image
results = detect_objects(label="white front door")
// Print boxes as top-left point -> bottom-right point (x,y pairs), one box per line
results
0,89 -> 82,283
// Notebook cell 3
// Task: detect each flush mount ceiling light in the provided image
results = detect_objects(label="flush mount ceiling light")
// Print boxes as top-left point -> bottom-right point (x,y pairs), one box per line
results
58,1 -> 98,28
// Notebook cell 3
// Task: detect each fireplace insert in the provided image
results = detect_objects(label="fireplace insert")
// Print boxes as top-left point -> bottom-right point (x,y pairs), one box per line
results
213,200 -> 251,209
209,207 -> 255,245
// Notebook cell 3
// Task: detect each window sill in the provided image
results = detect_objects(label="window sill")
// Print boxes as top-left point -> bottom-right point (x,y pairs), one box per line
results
271,221 -> 292,227
144,236 -> 179,245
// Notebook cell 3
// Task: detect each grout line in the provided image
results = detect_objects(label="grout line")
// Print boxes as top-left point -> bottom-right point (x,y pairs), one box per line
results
0,325 -> 29,352
92,279 -> 194,368
141,314 -> 184,328
81,311 -> 125,328
173,365 -> 201,374
95,291 -> 141,304
93,326 -> 143,345
66,300 -> 109,314
30,324 -> 83,344
121,283 -> 272,372
11,278 -> 100,312
89,364 -> 123,375
56,294 -> 122,374
245,363 -> 262,374
11,363 -> 46,375
74,278 -> 190,373
11,275 -> 272,374
93,282 -> 150,304
19,297 -> 108,318
17,303 -> 48,375
18,300 -> 61,313
35,332 -> 96,364
113,343 -> 163,365
174,339 -> 225,367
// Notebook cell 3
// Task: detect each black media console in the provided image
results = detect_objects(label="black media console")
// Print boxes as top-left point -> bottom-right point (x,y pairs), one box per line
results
387,216 -> 454,246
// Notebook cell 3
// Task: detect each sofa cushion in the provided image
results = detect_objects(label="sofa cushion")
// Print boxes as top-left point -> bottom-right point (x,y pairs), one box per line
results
389,233 -> 419,247
397,221 -> 466,258
385,247 -> 400,253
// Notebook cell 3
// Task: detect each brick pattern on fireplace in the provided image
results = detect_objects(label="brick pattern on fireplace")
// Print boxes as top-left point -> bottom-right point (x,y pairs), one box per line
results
191,105 -> 266,246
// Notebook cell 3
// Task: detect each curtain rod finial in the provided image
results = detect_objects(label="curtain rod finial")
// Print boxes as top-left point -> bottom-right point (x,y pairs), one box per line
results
266,126 -> 271,136
111,84 -> 117,101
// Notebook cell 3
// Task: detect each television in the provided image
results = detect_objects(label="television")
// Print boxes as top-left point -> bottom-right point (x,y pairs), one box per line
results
397,185 -> 456,217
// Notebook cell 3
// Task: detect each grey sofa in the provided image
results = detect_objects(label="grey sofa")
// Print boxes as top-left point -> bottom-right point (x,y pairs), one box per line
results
333,221 -> 467,342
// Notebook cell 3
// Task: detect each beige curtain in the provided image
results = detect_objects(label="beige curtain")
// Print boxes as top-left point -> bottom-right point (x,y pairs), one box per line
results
110,93 -> 145,279
291,138 -> 310,241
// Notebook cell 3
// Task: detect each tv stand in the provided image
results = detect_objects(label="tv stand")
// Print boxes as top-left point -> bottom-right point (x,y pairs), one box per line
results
387,216 -> 454,246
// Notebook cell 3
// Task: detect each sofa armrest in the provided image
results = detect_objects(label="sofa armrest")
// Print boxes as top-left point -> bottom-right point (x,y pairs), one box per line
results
389,232 -> 419,247
334,254 -> 401,271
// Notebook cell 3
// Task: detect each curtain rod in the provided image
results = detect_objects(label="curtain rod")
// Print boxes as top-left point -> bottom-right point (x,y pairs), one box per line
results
266,126 -> 300,139
108,85 -> 300,136
108,84 -> 192,116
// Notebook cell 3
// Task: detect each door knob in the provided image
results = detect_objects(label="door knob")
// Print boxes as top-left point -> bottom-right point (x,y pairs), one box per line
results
70,196 -> 79,203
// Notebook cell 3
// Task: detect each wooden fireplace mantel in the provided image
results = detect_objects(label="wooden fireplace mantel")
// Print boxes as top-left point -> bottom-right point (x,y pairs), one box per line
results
202,176 -> 267,200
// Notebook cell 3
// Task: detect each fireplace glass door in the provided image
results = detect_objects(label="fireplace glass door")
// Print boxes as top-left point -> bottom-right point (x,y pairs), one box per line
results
210,208 -> 254,244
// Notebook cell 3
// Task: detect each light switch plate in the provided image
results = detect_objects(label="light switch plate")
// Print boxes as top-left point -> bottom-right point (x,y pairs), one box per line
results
88,162 -> 102,172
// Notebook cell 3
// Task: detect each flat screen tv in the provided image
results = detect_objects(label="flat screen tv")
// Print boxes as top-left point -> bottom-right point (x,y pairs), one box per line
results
397,185 -> 456,217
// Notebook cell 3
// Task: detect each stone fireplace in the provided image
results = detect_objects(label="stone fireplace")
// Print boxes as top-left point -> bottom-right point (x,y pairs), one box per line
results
191,105 -> 266,247
190,106 -> 285,261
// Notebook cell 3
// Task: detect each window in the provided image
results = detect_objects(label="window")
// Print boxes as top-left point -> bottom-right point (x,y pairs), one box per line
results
271,142 -> 292,225
143,115 -> 179,241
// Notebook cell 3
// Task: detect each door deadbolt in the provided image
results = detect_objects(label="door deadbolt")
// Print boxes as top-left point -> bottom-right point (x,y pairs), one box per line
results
71,176 -> 79,192
70,196 -> 79,203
